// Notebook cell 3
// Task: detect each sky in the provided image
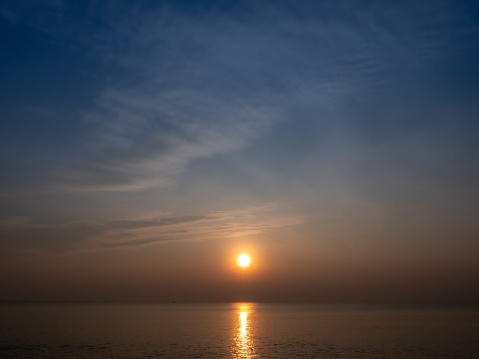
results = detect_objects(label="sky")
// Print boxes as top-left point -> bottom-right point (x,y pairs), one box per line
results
1,0 -> 479,302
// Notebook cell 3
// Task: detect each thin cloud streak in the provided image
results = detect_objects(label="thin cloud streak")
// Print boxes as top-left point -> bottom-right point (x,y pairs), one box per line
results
0,204 -> 303,257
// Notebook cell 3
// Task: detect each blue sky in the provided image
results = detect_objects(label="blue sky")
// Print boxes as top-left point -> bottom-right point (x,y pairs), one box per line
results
1,0 -> 479,301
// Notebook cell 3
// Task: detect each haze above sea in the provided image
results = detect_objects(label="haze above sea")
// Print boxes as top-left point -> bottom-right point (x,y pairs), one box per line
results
1,303 -> 478,359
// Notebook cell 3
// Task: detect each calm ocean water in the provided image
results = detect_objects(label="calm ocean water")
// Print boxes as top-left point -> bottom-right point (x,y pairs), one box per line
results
0,303 -> 478,358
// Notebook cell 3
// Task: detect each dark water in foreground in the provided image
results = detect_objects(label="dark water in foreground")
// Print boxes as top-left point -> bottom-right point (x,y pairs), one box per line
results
1,303 -> 478,358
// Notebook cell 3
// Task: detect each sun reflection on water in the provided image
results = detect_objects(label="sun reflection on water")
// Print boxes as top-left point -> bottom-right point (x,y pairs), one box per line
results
234,303 -> 256,358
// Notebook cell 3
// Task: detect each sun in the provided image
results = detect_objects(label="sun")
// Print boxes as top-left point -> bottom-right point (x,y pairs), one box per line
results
237,254 -> 251,268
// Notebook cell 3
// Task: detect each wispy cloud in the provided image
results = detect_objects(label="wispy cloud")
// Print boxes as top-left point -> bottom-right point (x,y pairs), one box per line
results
52,1 -> 449,193
53,13 -> 285,191
0,213 -> 209,256
4,1 -> 475,194
0,204 -> 303,257
58,87 -> 276,192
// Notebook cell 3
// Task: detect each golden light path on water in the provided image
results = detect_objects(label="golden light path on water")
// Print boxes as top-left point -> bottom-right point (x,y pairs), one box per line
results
234,303 -> 256,358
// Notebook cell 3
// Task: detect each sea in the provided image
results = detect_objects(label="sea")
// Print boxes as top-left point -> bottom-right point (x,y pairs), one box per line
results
1,302 -> 478,358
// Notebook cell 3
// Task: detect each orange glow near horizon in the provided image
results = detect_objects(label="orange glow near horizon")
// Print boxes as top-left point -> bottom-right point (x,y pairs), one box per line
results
237,254 -> 251,268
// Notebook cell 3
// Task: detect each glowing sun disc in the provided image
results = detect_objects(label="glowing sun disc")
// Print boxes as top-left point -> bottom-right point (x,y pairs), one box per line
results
237,254 -> 251,268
